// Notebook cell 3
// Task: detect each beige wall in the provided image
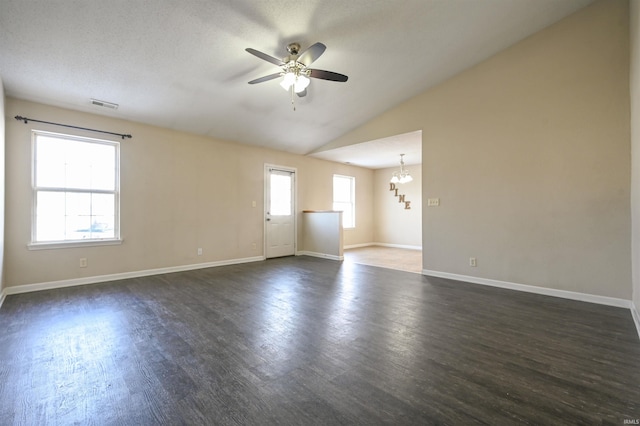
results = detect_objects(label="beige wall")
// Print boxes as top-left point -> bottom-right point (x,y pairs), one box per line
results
373,165 -> 422,247
631,0 -> 640,312
299,161 -> 374,248
4,98 -> 373,288
325,0 -> 631,299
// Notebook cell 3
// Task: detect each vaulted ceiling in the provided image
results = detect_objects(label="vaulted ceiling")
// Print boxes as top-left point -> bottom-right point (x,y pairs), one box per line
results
0,0 -> 594,162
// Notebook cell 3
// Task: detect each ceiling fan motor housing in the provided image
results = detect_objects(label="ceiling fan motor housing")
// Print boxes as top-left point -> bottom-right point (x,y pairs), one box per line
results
286,42 -> 301,55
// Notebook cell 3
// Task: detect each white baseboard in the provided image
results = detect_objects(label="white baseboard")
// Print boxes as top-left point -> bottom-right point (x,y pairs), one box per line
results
422,269 -> 631,309
4,256 -> 265,296
0,288 -> 6,310
373,242 -> 422,250
343,242 -> 422,250
343,243 -> 374,249
297,251 -> 344,261
631,302 -> 640,340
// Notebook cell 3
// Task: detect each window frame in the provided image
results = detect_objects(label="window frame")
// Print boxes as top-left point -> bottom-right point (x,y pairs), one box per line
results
29,130 -> 122,250
333,174 -> 356,229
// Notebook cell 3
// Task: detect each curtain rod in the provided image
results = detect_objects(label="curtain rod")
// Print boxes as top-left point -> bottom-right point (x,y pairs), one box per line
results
15,115 -> 132,139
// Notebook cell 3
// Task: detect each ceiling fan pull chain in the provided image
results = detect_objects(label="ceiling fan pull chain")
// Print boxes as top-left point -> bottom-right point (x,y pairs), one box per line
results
291,85 -> 296,111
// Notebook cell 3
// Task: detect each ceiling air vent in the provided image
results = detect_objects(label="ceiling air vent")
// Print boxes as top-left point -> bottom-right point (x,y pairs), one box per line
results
90,99 -> 118,110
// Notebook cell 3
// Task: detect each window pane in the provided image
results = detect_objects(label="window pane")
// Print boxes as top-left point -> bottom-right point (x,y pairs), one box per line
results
66,192 -> 91,216
333,175 -> 355,229
91,194 -> 115,238
66,141 -> 116,190
92,193 -> 114,216
35,137 -> 67,187
65,192 -> 91,240
65,162 -> 92,190
270,174 -> 291,216
333,202 -> 354,228
91,163 -> 116,191
36,191 -> 117,241
36,191 -> 66,241
333,176 -> 352,202
32,131 -> 119,244
92,216 -> 115,239
36,135 -> 116,191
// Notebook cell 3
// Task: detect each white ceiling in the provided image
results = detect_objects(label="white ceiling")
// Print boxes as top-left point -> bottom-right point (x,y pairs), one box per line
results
310,131 -> 423,169
0,0 -> 594,164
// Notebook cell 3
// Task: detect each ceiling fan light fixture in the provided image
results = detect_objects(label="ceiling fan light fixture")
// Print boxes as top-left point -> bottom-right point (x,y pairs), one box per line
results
280,72 -> 311,93
280,72 -> 296,90
294,75 -> 310,93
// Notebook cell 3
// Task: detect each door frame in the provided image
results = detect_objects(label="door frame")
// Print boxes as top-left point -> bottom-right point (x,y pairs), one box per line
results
264,164 -> 298,258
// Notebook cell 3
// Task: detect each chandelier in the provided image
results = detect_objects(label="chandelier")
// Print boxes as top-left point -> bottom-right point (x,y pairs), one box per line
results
390,154 -> 413,184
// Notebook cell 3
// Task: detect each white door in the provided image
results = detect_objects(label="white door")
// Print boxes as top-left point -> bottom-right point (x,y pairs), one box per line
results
265,166 -> 296,258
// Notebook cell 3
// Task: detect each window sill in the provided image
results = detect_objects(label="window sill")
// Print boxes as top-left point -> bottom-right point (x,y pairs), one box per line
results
28,239 -> 123,250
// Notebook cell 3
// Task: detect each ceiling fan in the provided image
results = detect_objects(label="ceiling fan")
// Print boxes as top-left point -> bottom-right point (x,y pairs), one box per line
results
245,42 -> 348,107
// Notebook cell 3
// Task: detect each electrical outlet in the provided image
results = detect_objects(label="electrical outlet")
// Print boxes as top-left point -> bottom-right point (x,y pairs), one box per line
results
197,248 -> 203,256
469,257 -> 477,267
252,242 -> 257,250
79,258 -> 87,268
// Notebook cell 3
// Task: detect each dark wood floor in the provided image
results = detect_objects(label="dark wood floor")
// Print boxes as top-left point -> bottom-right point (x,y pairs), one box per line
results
1,256 -> 639,425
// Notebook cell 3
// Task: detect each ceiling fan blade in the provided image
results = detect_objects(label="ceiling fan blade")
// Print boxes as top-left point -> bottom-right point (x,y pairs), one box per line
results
296,89 -> 307,97
245,48 -> 285,66
309,69 -> 348,82
297,42 -> 326,67
248,73 -> 282,84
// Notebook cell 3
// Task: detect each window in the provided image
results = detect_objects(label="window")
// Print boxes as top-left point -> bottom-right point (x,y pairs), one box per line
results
333,174 -> 355,229
31,130 -> 120,247
270,172 -> 292,216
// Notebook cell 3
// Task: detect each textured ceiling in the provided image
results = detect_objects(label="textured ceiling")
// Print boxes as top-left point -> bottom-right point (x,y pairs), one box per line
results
0,0 -> 594,161
310,131 -> 423,169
